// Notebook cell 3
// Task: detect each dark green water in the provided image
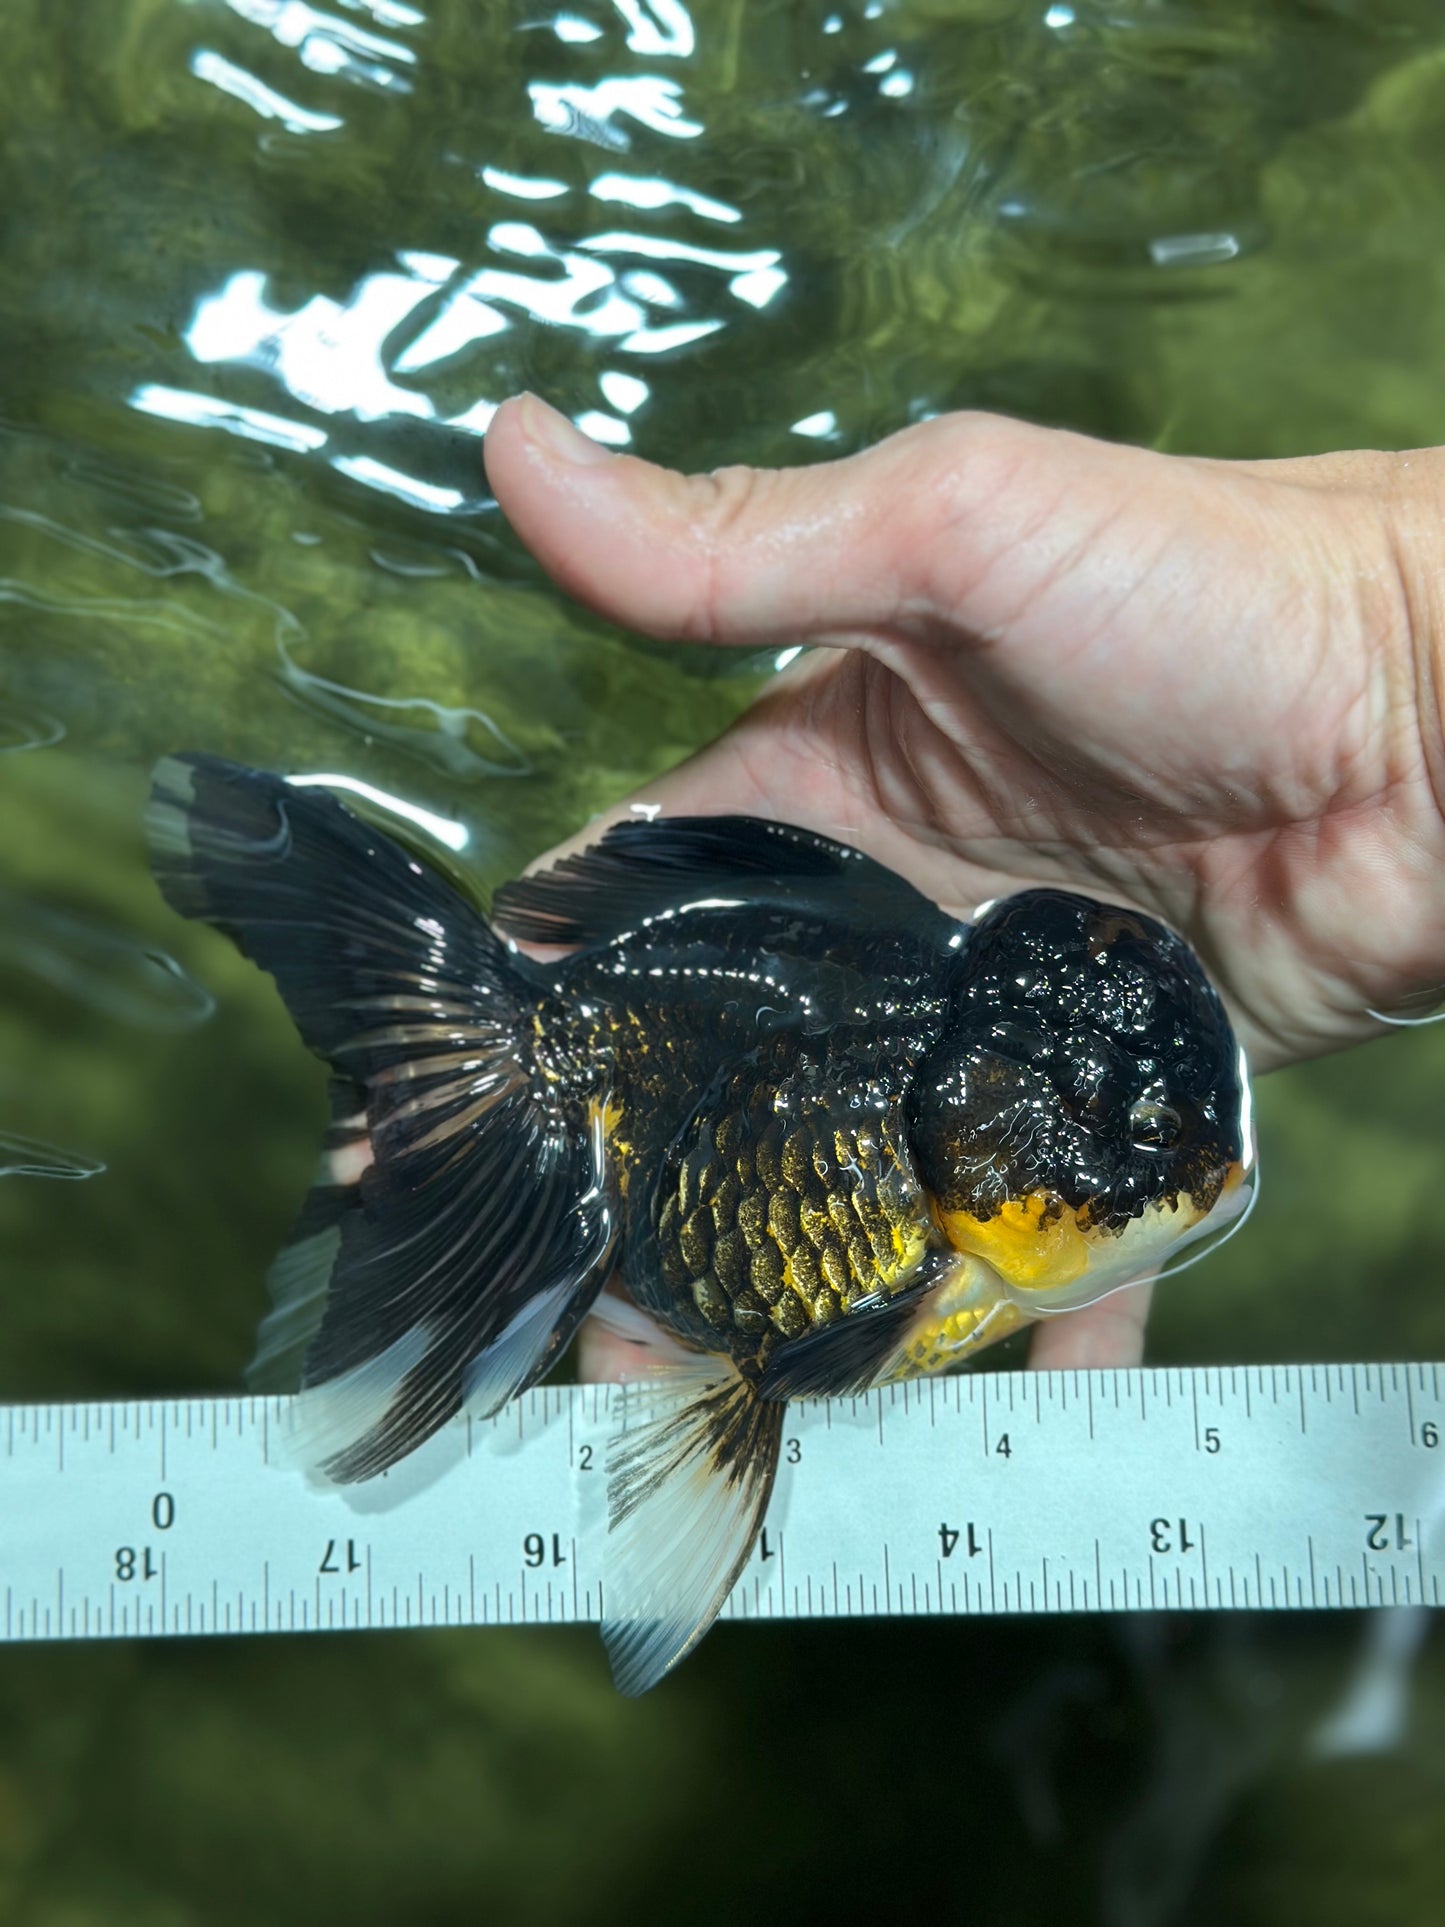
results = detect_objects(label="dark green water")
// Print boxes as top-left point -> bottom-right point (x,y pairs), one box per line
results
4,1 -> 1445,1919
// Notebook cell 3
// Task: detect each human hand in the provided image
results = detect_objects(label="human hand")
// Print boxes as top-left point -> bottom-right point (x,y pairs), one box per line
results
484,397 -> 1445,1372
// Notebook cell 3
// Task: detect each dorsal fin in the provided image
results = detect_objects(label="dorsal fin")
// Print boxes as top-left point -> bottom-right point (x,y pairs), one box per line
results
491,814 -> 958,951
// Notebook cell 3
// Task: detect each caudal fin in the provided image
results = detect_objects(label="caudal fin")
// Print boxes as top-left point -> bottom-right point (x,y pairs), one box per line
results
603,1362 -> 783,1695
148,753 -> 616,1481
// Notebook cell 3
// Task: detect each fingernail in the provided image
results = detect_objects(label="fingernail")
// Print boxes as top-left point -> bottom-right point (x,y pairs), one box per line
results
521,393 -> 613,468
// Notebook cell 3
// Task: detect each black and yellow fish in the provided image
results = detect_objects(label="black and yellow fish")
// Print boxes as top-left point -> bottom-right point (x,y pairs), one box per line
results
147,754 -> 1255,1692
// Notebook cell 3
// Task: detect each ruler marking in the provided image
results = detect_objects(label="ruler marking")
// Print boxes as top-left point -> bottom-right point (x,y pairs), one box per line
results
3,1371 -> 1443,1637
1419,1520 -> 1427,1604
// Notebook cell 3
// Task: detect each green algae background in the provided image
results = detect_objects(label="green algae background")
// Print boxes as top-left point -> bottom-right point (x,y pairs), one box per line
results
5,1 -> 1445,1921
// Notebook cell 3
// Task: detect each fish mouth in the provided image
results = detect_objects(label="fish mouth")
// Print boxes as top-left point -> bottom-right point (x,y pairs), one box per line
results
888,1157 -> 1256,1380
932,1159 -> 1255,1318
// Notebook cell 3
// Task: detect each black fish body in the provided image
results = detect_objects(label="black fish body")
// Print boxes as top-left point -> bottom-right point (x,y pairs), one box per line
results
148,755 -> 1255,1692
542,906 -> 957,1371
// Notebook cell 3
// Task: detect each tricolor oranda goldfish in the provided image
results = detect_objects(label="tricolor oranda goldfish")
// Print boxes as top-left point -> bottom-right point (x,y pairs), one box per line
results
148,754 -> 1255,1692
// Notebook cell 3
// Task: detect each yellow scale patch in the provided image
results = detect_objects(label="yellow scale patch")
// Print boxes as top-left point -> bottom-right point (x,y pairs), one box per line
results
937,1191 -> 1095,1294
588,1094 -> 634,1191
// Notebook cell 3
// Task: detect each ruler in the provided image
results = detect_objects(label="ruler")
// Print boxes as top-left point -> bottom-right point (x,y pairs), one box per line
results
3,1364 -> 1444,1643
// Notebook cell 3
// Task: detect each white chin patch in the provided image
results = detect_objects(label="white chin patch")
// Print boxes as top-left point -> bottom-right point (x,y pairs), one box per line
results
1020,1165 -> 1257,1318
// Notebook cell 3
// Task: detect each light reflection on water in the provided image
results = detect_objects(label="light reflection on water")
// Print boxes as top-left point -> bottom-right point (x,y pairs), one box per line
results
0,1133 -> 107,1181
0,888 -> 217,1033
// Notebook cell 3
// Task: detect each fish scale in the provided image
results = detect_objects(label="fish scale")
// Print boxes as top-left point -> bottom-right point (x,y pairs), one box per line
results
636,1037 -> 939,1355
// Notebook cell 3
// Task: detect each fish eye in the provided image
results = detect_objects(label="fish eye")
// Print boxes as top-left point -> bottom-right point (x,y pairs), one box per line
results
1128,1098 -> 1181,1150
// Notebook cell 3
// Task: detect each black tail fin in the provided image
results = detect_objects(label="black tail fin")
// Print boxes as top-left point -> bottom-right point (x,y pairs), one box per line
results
148,753 -> 616,1481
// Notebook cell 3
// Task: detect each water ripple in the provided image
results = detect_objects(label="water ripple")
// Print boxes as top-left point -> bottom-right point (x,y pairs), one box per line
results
0,891 -> 217,1033
276,638 -> 531,780
0,1132 -> 107,1182
0,706 -> 65,753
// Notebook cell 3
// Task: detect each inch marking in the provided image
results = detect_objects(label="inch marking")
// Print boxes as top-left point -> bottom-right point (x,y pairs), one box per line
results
1,1366 -> 1442,1641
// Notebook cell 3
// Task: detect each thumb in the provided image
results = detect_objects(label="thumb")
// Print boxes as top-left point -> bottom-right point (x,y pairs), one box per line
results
484,393 -> 1143,649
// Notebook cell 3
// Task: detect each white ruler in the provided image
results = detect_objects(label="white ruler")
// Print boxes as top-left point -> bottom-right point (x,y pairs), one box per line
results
3,1364 -> 1444,1643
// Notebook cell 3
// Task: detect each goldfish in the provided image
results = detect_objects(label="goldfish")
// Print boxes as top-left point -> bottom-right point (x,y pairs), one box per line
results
147,753 -> 1255,1692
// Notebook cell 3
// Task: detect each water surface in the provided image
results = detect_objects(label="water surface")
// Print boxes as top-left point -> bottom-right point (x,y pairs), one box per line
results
4,2 -> 1445,1921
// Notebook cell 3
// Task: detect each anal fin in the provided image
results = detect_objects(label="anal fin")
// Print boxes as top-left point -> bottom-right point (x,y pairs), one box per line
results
603,1361 -> 783,1696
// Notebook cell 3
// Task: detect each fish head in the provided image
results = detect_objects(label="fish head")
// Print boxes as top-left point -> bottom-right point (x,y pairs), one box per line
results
906,889 -> 1254,1317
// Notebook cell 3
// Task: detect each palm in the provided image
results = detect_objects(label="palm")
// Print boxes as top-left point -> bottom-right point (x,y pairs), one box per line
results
484,400 -> 1445,1368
